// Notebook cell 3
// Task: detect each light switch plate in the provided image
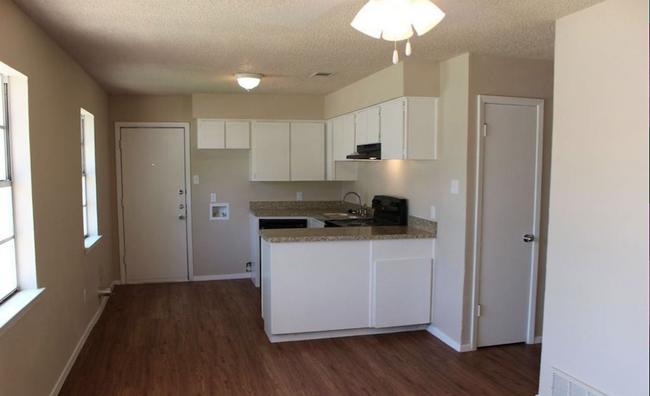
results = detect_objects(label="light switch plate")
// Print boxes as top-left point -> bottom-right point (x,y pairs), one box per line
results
296,192 -> 303,201
430,206 -> 436,219
193,175 -> 200,185
451,180 -> 460,195
210,193 -> 217,203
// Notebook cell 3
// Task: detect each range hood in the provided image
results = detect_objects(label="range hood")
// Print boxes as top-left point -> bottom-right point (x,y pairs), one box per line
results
346,143 -> 381,160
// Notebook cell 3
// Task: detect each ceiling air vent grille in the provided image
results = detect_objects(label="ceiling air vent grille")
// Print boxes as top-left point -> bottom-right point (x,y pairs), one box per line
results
310,72 -> 334,78
551,368 -> 607,396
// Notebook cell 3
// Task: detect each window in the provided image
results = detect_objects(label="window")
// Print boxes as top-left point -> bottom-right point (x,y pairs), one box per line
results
0,73 -> 18,303
80,109 -> 100,250
81,114 -> 88,237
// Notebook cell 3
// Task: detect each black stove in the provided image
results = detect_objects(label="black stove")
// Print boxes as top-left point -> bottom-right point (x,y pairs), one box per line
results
325,195 -> 408,228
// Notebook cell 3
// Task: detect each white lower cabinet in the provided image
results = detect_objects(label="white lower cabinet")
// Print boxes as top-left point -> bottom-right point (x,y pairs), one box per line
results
262,238 -> 434,341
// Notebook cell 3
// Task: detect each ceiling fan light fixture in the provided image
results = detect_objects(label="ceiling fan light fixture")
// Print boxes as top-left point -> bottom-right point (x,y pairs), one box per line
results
350,0 -> 445,62
235,73 -> 263,91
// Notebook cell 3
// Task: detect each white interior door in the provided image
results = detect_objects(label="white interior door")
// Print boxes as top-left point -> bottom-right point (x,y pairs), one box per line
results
120,127 -> 189,283
477,98 -> 543,347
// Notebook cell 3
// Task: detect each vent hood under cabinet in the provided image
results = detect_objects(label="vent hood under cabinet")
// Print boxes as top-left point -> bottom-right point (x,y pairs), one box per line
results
347,143 -> 381,160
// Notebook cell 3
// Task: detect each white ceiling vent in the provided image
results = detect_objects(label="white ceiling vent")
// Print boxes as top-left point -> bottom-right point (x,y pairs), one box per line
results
310,72 -> 334,78
551,368 -> 607,396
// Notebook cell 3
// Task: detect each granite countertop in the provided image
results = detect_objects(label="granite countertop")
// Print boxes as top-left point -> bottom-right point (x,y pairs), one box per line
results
259,226 -> 435,243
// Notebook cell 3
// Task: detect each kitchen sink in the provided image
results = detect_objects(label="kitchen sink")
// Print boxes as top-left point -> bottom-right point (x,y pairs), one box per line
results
322,212 -> 363,220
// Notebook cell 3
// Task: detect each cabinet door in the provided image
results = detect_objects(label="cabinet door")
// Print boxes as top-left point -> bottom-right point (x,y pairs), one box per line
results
355,110 -> 367,146
197,119 -> 225,149
225,121 -> 250,149
332,116 -> 346,161
372,258 -> 432,328
326,120 -> 334,180
342,113 -> 356,156
367,106 -> 381,144
291,122 -> 325,181
251,122 -> 290,181
380,99 -> 405,159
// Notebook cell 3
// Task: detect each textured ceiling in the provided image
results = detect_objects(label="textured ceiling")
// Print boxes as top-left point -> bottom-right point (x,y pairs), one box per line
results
14,0 -> 604,95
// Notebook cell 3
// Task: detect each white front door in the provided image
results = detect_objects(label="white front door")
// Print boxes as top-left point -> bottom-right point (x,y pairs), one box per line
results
476,97 -> 543,347
119,127 -> 189,283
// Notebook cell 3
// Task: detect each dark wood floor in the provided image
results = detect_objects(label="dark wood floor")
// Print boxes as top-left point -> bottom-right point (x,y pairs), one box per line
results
60,280 -> 541,396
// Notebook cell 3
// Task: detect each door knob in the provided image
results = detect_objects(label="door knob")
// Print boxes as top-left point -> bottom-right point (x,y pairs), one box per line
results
179,215 -> 186,220
178,189 -> 184,195
179,204 -> 185,209
523,234 -> 535,243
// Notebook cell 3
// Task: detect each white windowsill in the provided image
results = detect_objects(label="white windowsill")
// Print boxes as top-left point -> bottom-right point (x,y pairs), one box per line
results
84,235 -> 103,255
0,288 -> 45,339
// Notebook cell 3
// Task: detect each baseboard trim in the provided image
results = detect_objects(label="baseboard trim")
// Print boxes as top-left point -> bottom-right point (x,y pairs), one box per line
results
533,335 -> 543,344
426,325 -> 472,352
193,273 -> 251,281
49,295 -> 109,396
267,324 -> 428,343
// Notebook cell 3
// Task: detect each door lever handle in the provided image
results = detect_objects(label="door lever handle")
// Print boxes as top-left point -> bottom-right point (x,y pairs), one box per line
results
523,234 -> 535,243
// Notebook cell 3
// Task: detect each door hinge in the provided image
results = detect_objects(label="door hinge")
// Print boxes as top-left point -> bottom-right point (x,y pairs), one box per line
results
483,123 -> 487,137
477,304 -> 482,317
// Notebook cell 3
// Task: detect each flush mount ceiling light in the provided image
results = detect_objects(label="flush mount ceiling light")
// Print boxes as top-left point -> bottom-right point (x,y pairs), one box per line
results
235,73 -> 263,91
351,0 -> 445,64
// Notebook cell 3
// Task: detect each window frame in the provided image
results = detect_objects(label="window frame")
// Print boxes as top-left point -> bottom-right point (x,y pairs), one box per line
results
0,73 -> 19,304
81,113 -> 89,238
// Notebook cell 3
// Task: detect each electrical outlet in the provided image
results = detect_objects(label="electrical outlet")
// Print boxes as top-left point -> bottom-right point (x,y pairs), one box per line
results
193,175 -> 200,184
296,192 -> 303,201
430,206 -> 436,219
246,262 -> 252,272
210,193 -> 217,203
83,289 -> 87,304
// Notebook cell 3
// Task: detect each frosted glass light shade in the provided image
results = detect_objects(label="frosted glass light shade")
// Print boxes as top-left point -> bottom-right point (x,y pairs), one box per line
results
351,0 -> 445,41
410,0 -> 445,36
235,74 -> 263,90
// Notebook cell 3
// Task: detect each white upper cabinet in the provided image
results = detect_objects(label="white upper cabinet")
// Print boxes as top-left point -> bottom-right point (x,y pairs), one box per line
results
366,106 -> 381,144
326,119 -> 334,180
342,113 -> 356,157
290,122 -> 325,181
197,119 -> 226,149
380,99 -> 406,160
225,121 -> 250,149
381,97 -> 438,160
250,121 -> 291,181
355,110 -> 367,146
198,119 -> 250,149
355,106 -> 380,146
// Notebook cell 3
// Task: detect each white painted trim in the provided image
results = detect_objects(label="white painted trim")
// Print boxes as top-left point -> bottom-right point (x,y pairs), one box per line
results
123,276 -> 189,285
470,95 -> 545,350
0,288 -> 45,339
49,296 -> 109,396
267,324 -> 427,343
193,273 -> 251,281
534,335 -> 543,344
426,324 -> 463,352
83,234 -> 103,255
114,122 -> 194,284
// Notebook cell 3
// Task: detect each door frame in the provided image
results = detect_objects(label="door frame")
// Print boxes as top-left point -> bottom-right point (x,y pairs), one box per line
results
115,122 -> 194,284
470,95 -> 544,350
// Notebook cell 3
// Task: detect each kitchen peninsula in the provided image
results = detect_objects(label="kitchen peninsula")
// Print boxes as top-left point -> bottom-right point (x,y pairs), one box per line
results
253,199 -> 437,343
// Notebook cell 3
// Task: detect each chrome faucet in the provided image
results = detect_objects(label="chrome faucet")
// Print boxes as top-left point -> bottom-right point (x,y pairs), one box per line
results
343,192 -> 368,217
342,191 -> 362,206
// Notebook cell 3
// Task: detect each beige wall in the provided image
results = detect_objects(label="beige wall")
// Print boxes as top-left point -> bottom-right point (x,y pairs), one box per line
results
463,54 -> 555,343
342,53 -> 554,346
193,93 -> 324,120
109,95 -> 343,277
343,54 -> 471,342
0,1 -> 115,395
539,0 -> 648,394
323,59 -> 439,119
